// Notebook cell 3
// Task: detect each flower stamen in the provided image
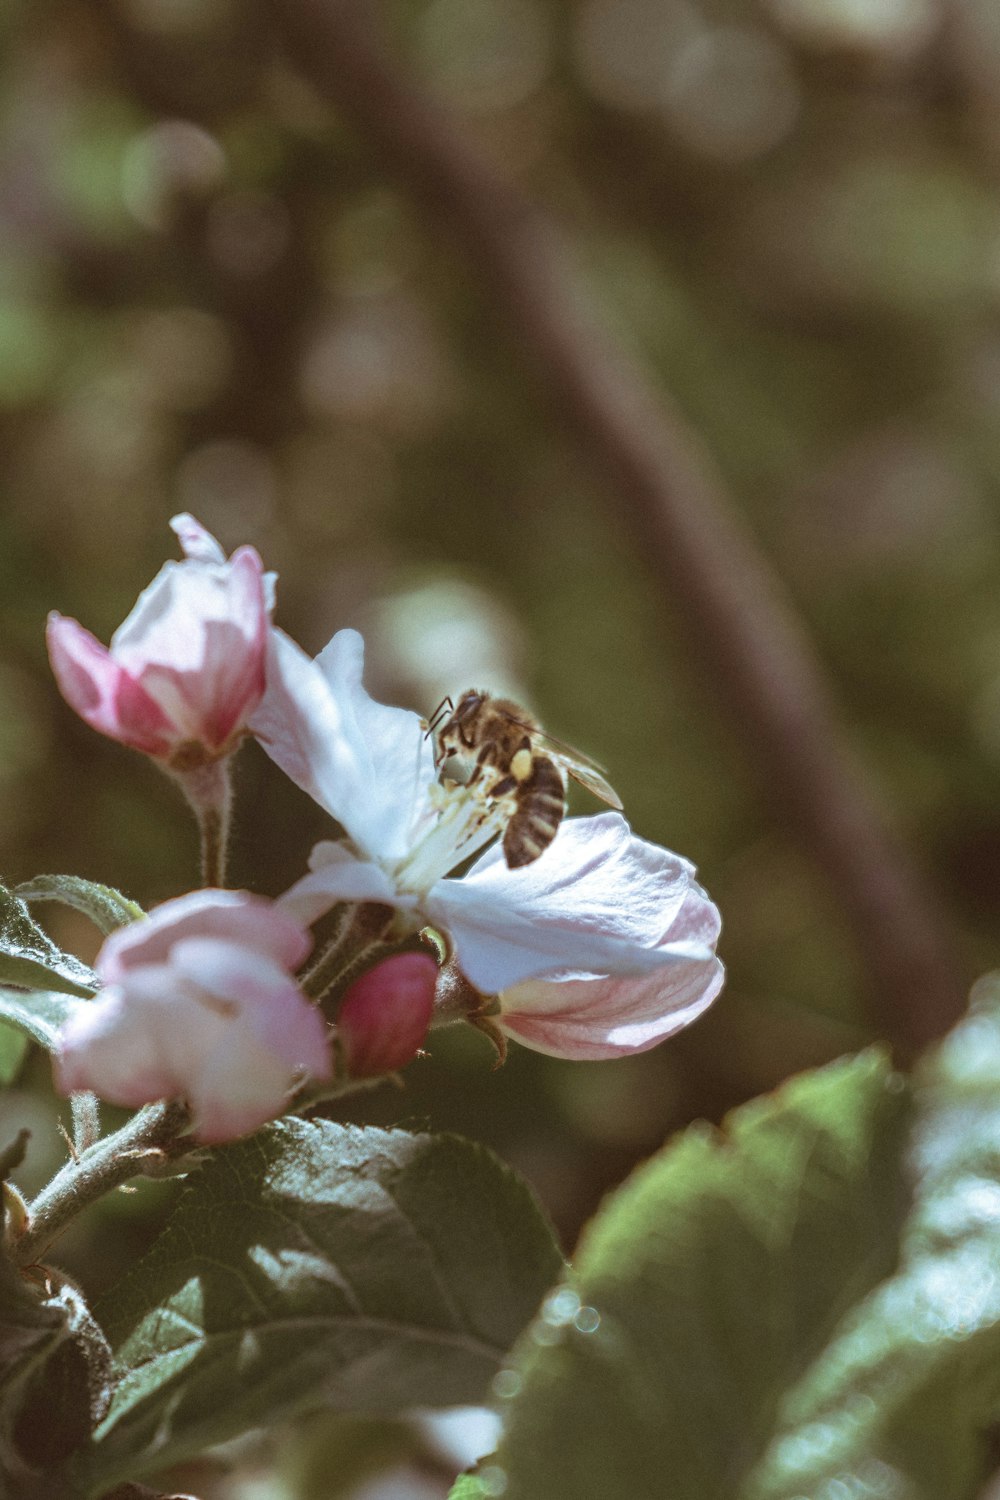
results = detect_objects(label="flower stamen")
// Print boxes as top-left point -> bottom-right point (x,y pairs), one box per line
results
392,779 -> 512,896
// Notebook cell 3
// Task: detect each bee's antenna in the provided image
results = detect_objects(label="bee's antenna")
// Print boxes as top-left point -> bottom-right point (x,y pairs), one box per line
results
424,696 -> 453,739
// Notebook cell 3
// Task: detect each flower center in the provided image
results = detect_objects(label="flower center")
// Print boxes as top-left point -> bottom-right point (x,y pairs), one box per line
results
391,778 -> 511,896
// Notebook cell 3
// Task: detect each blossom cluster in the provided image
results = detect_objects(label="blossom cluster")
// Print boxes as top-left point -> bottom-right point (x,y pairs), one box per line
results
50,516 -> 724,1141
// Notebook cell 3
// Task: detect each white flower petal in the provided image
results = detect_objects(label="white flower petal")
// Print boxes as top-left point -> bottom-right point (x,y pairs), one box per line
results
279,842 -> 413,926
314,629 -> 438,860
170,512 -> 227,564
250,629 -> 374,834
428,813 -> 711,993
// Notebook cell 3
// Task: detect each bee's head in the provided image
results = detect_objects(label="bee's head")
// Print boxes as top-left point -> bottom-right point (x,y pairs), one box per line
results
454,690 -> 485,723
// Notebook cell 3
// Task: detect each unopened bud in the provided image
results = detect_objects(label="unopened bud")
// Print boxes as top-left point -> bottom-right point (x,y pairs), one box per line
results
338,953 -> 439,1078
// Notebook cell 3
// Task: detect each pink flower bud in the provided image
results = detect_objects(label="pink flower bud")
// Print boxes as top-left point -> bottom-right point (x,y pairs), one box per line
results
56,890 -> 331,1143
337,953 -> 439,1078
46,515 -> 269,768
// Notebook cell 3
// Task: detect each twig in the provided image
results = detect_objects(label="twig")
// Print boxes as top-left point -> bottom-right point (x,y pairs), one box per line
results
13,1101 -> 191,1267
264,0 -> 967,1062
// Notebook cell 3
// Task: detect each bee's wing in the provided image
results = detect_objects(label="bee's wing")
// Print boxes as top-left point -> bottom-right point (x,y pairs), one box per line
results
563,759 -> 624,811
493,707 -> 624,809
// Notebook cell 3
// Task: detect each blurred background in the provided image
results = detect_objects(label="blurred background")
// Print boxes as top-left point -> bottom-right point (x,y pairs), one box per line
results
4,0 -> 1000,1492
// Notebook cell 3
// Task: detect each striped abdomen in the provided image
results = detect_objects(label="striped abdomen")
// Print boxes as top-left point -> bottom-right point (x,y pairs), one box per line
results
502,754 -> 566,868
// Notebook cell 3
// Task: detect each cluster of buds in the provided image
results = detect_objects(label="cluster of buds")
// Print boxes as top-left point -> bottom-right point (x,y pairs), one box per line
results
47,517 -> 724,1142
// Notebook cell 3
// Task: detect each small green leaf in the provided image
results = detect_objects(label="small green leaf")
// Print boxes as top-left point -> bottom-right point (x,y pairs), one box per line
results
454,1049 -> 912,1500
449,1472 -> 491,1500
0,883 -> 97,998
0,987 -> 83,1053
15,876 -> 144,937
79,1119 -> 562,1492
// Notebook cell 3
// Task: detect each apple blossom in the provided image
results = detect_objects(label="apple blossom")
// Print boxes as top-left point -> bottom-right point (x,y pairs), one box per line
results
254,628 -> 723,1047
337,951 -> 440,1077
55,890 -> 331,1143
47,514 -> 269,769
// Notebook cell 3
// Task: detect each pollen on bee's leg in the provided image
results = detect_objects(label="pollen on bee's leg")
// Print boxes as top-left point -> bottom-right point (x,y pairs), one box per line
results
510,748 -> 533,782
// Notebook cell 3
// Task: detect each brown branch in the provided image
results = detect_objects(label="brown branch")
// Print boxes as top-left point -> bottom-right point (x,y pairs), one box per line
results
264,0 -> 968,1061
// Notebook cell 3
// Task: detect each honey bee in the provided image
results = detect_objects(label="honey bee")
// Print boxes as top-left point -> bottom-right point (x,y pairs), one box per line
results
429,690 -> 623,869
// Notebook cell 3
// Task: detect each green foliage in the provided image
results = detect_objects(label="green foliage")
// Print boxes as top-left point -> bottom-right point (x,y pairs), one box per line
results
15,876 -> 144,937
0,883 -> 97,998
746,975 -> 1000,1499
0,987 -> 83,1053
451,1049 -> 913,1500
77,1119 -> 562,1493
453,985 -> 1000,1500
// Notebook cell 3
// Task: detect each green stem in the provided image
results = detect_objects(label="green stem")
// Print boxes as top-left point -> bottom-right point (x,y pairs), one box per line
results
301,902 -> 398,1003
13,1100 -> 191,1268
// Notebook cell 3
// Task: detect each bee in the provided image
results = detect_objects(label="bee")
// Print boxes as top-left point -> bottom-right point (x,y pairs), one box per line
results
428,690 -> 623,869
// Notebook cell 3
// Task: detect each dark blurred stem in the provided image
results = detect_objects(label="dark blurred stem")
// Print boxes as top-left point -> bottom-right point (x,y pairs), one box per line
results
14,1101 -> 191,1268
266,0 -> 968,1063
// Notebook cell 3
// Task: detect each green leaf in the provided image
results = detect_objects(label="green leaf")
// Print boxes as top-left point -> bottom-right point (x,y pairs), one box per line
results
450,1049 -> 912,1500
0,1022 -> 29,1085
744,974 -> 1000,1500
0,882 -> 97,998
0,987 -> 83,1053
78,1119 -> 562,1492
15,876 -> 144,937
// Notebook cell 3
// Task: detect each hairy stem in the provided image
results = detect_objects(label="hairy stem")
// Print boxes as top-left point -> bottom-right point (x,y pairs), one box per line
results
13,1100 -> 191,1268
70,1091 -> 101,1154
302,902 -> 398,1004
173,756 -> 234,888
263,0 -> 967,1061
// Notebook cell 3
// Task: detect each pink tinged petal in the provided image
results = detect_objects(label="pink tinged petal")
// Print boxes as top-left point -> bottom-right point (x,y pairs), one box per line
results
169,512 -> 227,564
497,869 -> 724,1058
428,813 -> 713,993
189,1042 -> 306,1144
278,843 -> 412,927
499,956 -> 725,1060
169,936 -> 332,1079
46,614 -> 175,757
97,890 -> 312,984
337,953 -> 438,1078
55,986 -> 180,1107
113,549 -> 269,750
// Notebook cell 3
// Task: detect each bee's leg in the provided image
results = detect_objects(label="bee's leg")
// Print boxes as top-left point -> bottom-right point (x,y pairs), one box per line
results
488,775 -> 517,799
424,697 -> 453,738
466,743 -> 497,787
